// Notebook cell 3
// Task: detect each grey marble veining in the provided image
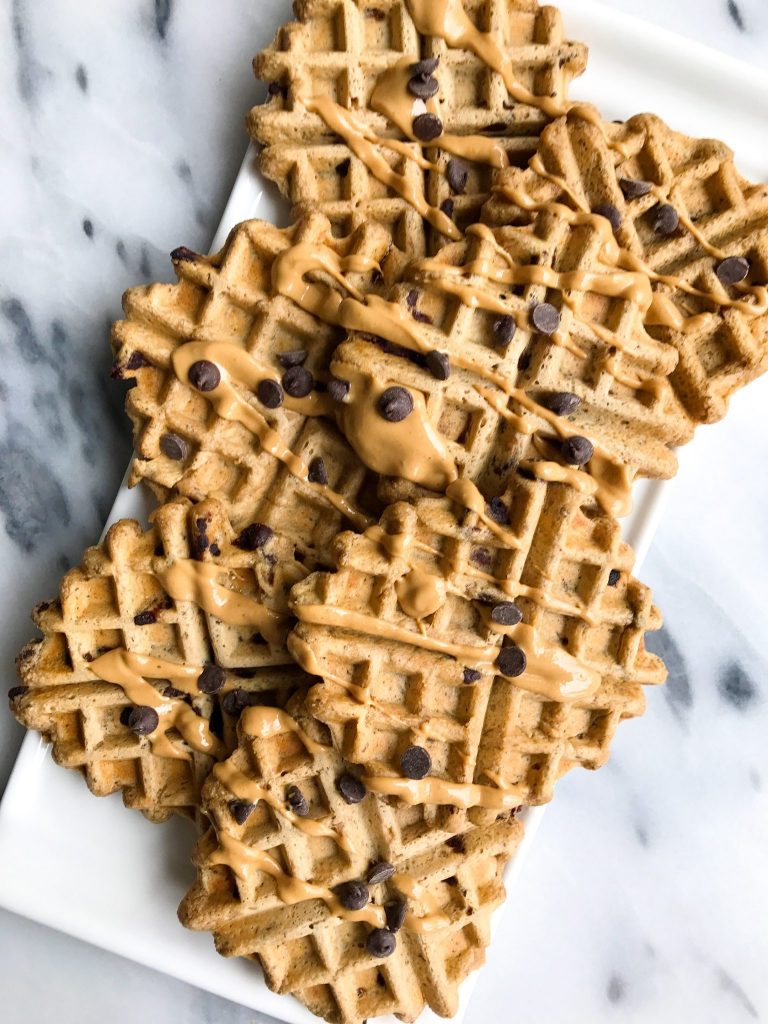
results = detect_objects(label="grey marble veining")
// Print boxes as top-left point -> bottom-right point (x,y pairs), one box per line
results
1,1 -> 768,1022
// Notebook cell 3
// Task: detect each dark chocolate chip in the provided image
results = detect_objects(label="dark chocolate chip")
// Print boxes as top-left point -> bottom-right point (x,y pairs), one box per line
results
496,644 -> 527,678
308,456 -> 329,485
125,705 -> 159,735
282,365 -> 314,398
619,178 -> 652,200
234,523 -> 273,550
338,880 -> 370,911
493,315 -> 516,348
412,113 -> 443,142
327,377 -> 351,402
400,745 -> 431,780
486,496 -> 510,525
440,197 -> 455,219
531,302 -> 561,336
716,256 -> 750,286
544,391 -> 581,416
170,246 -> 198,263
159,432 -> 188,461
229,800 -> 255,825
594,202 -> 622,232
198,664 -> 225,694
125,351 -> 151,371
367,861 -> 396,885
209,543 -> 220,557
652,204 -> 679,236
406,288 -> 420,308
561,435 -> 594,465
445,835 -> 465,853
222,688 -> 249,716
490,602 -> 522,626
286,785 -> 309,817
410,57 -> 440,77
367,928 -> 397,958
257,378 -> 284,409
133,610 -> 157,626
608,569 -> 621,587
8,686 -> 28,701
463,668 -> 482,684
377,386 -> 414,422
425,350 -> 451,380
338,772 -> 366,804
385,899 -> 407,933
446,158 -> 469,194
278,349 -> 308,368
188,359 -> 221,392
408,74 -> 439,99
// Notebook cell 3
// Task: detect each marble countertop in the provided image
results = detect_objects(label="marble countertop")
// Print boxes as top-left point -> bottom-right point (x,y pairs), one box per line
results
1,1 -> 767,1022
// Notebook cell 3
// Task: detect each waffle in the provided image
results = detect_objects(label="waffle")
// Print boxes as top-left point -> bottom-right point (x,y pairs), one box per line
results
288,481 -> 664,831
485,111 -> 768,422
111,213 -> 388,567
12,497 -> 308,821
330,209 -> 692,512
250,0 -> 587,268
180,694 -> 523,1024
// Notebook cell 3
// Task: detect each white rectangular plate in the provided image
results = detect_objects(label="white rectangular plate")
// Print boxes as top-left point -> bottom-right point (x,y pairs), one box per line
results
2,2 -> 768,1021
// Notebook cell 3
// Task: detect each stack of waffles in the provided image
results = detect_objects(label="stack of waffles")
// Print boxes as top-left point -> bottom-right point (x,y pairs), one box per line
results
10,2 -> 768,1022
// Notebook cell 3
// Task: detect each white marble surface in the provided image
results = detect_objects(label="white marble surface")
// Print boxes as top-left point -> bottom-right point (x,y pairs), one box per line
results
1,1 -> 767,1022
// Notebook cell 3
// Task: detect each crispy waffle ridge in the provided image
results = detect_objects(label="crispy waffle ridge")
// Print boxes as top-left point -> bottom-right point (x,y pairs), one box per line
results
250,0 -> 587,267
288,480 -> 665,829
180,694 -> 523,1024
111,213 -> 389,567
484,111 -> 768,423
12,497 -> 310,822
330,209 -> 693,511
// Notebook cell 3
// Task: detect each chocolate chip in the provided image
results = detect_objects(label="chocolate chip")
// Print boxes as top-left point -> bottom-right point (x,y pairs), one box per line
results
410,57 -> 440,77
440,197 -> 455,219
308,456 -> 329,485
445,835 -> 465,853
608,569 -> 621,586
234,523 -> 273,550
188,359 -> 221,392
619,178 -> 652,200
338,772 -> 366,804
544,391 -> 581,416
385,899 -> 407,932
278,349 -> 308,368
400,745 -> 431,780
367,861 -> 396,885
406,289 -> 419,308
377,386 -> 414,422
8,686 -> 28,701
229,800 -> 255,825
170,246 -> 198,263
282,366 -> 314,398
198,664 -> 225,694
593,202 -> 622,232
222,688 -> 249,716
425,350 -> 451,380
716,256 -> 750,286
652,204 -> 679,236
496,644 -> 527,678
125,351 -> 150,371
446,158 -> 469,194
124,705 -> 159,735
327,377 -> 350,402
531,302 -> 561,336
463,668 -> 482,684
209,543 -> 220,557
257,379 -> 284,409
493,315 -> 516,348
412,113 -> 443,142
338,880 -> 369,911
159,432 -> 188,461
561,435 -> 594,465
486,496 -> 510,525
133,610 -> 157,626
490,602 -> 522,626
408,74 -> 439,99
367,928 -> 397,958
286,785 -> 309,817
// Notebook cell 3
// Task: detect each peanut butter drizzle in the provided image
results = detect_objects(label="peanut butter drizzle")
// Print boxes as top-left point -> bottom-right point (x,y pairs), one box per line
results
171,344 -> 371,532
90,649 -> 225,761
363,772 -> 522,811
156,559 -> 286,644
240,706 -> 330,756
213,759 -> 356,853
485,619 -> 600,702
210,831 -> 449,934
395,568 -> 447,619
